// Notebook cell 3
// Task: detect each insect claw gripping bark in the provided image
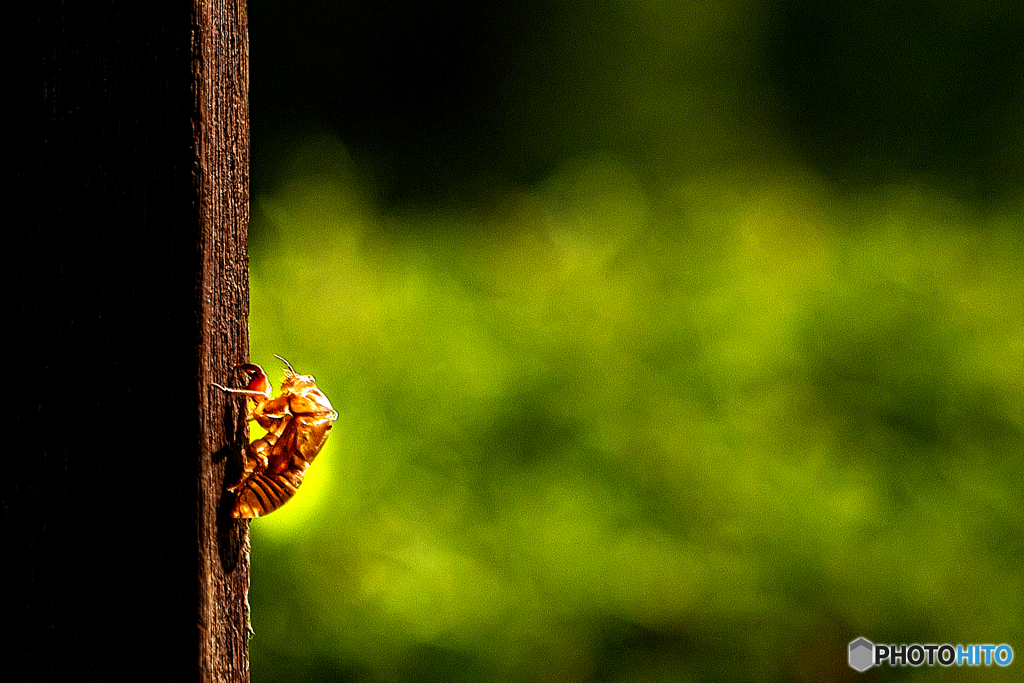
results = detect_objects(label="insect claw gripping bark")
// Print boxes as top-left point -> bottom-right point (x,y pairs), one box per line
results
212,357 -> 337,518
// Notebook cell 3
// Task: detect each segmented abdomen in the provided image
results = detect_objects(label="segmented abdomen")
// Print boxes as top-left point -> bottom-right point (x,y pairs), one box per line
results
229,413 -> 332,518
231,467 -> 306,518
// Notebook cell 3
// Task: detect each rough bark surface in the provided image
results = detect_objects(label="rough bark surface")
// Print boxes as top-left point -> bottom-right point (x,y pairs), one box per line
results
197,1 -> 252,681
7,2 -> 250,681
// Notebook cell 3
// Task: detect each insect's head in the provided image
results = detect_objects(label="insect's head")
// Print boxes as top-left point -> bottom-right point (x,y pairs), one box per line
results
235,363 -> 272,397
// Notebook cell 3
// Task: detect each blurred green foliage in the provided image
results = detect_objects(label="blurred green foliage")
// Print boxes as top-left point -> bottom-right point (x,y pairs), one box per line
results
245,0 -> 1022,680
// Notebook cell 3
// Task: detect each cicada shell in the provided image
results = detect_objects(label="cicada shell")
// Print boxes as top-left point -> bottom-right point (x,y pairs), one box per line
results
213,356 -> 337,518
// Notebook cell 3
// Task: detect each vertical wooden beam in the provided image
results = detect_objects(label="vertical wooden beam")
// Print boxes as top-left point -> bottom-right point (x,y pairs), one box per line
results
196,0 -> 252,680
7,2 -> 250,681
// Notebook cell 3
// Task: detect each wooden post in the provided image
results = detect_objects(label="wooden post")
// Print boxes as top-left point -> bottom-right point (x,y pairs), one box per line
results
7,2 -> 250,681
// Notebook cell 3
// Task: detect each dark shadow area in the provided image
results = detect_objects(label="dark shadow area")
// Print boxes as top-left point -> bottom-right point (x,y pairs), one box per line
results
761,0 -> 1024,208
250,0 -> 557,207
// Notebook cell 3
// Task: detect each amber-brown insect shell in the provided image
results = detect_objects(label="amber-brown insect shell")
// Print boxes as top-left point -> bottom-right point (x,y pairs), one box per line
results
213,356 -> 337,518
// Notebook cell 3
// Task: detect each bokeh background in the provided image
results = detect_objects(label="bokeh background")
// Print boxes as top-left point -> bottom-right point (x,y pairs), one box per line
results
243,0 -> 1022,681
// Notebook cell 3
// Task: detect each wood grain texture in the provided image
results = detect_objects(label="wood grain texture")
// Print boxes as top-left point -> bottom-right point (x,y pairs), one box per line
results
195,0 -> 252,680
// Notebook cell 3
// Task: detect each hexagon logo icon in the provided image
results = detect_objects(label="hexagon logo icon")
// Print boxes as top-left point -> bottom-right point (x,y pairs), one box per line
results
849,638 -> 874,672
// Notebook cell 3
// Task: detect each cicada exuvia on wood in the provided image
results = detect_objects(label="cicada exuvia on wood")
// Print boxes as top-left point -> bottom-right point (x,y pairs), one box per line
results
213,356 -> 337,518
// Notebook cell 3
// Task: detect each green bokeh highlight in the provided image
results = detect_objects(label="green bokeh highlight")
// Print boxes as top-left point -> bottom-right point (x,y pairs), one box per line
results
243,0 -> 1022,679
244,136 -> 1021,682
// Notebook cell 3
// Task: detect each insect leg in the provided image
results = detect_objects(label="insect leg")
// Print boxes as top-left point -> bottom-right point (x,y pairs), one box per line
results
211,384 -> 269,398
